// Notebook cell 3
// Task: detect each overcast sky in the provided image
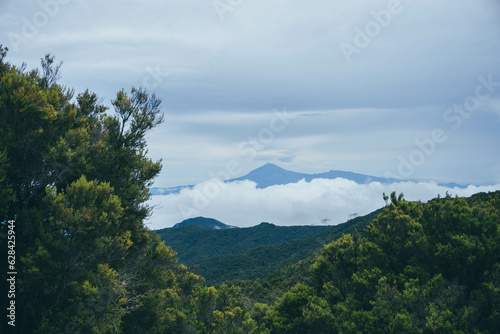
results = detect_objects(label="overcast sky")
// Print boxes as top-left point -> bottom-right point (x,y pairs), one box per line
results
2,0 -> 500,227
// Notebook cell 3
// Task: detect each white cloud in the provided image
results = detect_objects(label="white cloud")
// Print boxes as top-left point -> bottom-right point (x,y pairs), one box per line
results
145,178 -> 500,230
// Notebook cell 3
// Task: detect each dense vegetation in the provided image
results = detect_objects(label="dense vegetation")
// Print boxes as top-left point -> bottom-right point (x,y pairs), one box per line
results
157,222 -> 331,263
159,210 -> 380,284
227,209 -> 382,304
259,191 -> 500,333
157,221 -> 334,283
0,47 -> 244,333
1,48 -> 499,333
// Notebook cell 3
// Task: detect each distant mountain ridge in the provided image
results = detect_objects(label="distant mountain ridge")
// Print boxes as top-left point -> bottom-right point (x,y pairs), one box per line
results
227,163 -> 400,188
150,163 -> 467,195
172,217 -> 238,229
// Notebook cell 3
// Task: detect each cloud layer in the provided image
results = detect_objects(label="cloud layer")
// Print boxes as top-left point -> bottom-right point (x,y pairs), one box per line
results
146,178 -> 500,229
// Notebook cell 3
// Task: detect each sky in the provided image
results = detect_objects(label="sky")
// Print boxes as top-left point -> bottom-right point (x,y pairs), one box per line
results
1,0 -> 500,228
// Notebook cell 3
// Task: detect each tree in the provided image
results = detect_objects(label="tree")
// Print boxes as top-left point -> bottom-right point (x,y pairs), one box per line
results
0,49 -> 169,333
1,48 -> 259,334
272,191 -> 500,333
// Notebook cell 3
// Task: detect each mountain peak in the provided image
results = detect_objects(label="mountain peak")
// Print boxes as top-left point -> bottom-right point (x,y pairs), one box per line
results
229,163 -> 308,188
256,163 -> 285,171
152,163 -> 469,198
172,217 -> 238,230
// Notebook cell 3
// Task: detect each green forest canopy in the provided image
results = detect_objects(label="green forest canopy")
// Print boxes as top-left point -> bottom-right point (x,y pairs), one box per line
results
1,47 -> 499,333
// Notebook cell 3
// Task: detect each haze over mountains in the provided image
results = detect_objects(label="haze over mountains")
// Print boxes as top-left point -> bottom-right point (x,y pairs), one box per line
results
147,163 -> 500,229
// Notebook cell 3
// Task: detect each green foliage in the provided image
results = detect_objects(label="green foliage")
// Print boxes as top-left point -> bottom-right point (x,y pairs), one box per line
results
0,148 -> 13,218
159,210 -> 381,285
0,50 -> 195,333
157,222 -> 332,266
260,191 -> 500,333
263,283 -> 335,334
0,49 -> 254,334
227,209 -> 382,306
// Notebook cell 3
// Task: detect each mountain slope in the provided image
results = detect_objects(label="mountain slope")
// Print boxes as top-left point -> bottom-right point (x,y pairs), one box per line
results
156,209 -> 383,285
197,209 -> 382,284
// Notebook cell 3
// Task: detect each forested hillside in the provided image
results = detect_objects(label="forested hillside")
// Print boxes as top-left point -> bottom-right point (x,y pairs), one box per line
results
159,210 -> 381,284
258,191 -> 500,333
1,49 -> 499,333
156,222 -> 332,270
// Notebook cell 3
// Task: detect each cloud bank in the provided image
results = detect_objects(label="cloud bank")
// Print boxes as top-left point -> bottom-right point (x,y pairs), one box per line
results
146,178 -> 500,229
